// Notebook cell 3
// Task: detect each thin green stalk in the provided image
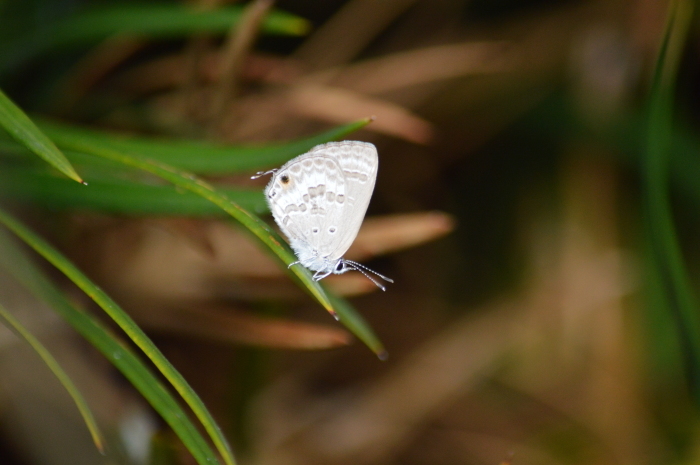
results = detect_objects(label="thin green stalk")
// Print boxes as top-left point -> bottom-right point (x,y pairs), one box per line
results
46,127 -> 386,356
0,89 -> 82,182
0,301 -> 105,453
0,207 -> 235,465
0,231 -> 222,465
38,117 -> 373,174
642,0 -> 700,401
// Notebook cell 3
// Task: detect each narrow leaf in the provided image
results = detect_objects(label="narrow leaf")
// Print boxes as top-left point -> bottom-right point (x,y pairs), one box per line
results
327,293 -> 386,359
0,208 -> 235,465
49,4 -> 310,46
0,301 -> 105,453
1,169 -> 267,216
47,132 -> 335,313
44,131 -> 386,355
642,0 -> 700,400
0,231 -> 224,465
0,5 -> 309,78
39,118 -> 373,174
0,89 -> 82,182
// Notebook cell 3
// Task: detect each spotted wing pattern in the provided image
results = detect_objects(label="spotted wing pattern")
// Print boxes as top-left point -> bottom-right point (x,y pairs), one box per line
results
305,141 -> 378,260
264,141 -> 378,263
265,153 -> 347,260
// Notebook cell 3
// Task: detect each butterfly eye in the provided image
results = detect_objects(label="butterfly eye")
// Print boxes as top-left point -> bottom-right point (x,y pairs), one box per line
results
335,261 -> 344,272
280,175 -> 290,184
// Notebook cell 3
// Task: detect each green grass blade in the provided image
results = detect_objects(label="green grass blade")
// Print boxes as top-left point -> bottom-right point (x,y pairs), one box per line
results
642,0 -> 700,400
1,169 -> 267,216
43,130 -> 386,356
38,118 -> 373,174
327,293 -> 387,359
0,300 -> 105,453
0,5 -> 309,78
50,4 -> 310,46
522,96 -> 700,214
0,208 -> 235,465
47,131 -> 335,312
0,231 -> 223,465
0,89 -> 82,183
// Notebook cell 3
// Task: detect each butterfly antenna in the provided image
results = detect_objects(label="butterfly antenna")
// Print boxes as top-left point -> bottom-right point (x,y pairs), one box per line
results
345,260 -> 394,283
344,260 -> 393,291
251,169 -> 277,180
313,269 -> 333,281
347,264 -> 386,291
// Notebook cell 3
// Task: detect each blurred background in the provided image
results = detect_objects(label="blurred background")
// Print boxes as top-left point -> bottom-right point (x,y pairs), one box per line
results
0,0 -> 698,464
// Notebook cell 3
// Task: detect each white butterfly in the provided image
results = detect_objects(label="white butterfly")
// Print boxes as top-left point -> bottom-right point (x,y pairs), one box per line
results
253,141 -> 393,290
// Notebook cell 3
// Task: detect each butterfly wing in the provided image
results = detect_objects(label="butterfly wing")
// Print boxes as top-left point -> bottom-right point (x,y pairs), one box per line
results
265,154 -> 348,262
305,141 -> 378,261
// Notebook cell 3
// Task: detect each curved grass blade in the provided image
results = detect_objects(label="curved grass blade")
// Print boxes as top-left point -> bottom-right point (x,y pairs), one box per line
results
327,292 -> 386,359
0,164 -> 385,355
0,89 -> 82,183
2,169 -> 266,216
0,5 -> 309,78
0,300 -> 105,453
642,0 -> 700,401
39,118 -> 373,174
0,208 -> 234,465
45,132 -> 386,355
524,96 -> 700,213
50,133 -> 334,311
0,231 -> 223,465
50,4 -> 310,47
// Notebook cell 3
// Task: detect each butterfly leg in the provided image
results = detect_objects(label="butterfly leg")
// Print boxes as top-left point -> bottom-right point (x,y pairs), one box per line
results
288,260 -> 301,269
250,169 -> 278,180
313,270 -> 333,281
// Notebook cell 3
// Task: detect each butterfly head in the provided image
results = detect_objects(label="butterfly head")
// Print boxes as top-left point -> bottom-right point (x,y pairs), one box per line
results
333,259 -> 348,274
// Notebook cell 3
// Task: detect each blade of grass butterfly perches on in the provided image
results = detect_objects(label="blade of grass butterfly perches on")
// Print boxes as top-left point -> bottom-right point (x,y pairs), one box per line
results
39,126 -> 387,357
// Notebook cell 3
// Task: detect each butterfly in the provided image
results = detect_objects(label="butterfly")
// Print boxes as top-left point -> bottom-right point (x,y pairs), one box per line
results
253,141 -> 393,290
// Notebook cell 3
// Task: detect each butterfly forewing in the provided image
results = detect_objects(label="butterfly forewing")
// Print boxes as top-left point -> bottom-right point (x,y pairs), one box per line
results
308,141 -> 378,260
